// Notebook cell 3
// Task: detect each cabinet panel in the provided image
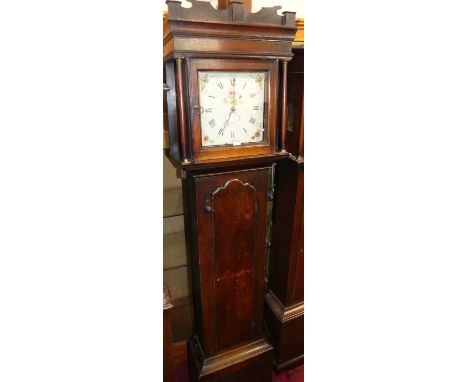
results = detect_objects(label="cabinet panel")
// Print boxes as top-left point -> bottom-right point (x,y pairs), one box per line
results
293,209 -> 304,304
285,47 -> 304,158
265,159 -> 304,371
193,168 -> 269,355
212,179 -> 256,350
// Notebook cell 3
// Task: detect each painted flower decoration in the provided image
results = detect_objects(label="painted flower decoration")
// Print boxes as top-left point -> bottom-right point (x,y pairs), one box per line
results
200,75 -> 209,91
255,74 -> 264,89
224,90 -> 239,105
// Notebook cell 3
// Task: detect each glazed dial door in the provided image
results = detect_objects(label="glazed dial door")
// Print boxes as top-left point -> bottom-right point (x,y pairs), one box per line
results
198,71 -> 267,147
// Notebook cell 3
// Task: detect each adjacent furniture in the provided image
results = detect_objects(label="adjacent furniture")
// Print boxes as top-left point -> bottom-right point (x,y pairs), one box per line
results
264,46 -> 304,372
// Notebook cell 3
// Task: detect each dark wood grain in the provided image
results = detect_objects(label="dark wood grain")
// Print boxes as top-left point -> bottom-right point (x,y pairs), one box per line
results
163,0 -> 297,64
169,151 -> 288,173
175,57 -> 189,163
268,160 -> 303,303
285,47 -> 304,159
188,335 -> 272,381
264,46 -> 304,372
173,340 -> 188,366
190,167 -> 270,356
280,60 -> 288,152
264,157 -> 304,375
212,179 -> 256,351
164,61 -> 181,161
184,166 -> 273,380
167,37 -> 294,61
264,295 -> 304,371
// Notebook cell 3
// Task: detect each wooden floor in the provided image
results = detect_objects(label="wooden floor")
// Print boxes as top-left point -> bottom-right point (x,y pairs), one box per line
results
175,363 -> 304,381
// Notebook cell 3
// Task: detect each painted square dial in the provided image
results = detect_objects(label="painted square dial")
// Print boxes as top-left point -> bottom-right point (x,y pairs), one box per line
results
198,71 -> 267,147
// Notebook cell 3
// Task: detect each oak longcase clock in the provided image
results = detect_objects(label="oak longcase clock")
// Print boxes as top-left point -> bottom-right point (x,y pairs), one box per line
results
163,1 -> 296,381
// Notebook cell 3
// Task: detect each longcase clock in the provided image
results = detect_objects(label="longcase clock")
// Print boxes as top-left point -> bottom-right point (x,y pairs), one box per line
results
163,1 -> 296,380
264,46 -> 304,372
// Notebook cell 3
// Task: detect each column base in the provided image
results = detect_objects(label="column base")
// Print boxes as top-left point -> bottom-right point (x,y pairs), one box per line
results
187,335 -> 273,381
264,291 -> 304,373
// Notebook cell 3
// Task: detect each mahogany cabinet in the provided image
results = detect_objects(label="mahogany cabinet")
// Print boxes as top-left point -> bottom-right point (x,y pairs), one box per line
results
264,46 -> 304,372
183,165 -> 273,381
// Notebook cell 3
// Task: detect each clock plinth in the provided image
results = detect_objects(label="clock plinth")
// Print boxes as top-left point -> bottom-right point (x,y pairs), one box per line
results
163,1 -> 297,380
188,336 -> 273,381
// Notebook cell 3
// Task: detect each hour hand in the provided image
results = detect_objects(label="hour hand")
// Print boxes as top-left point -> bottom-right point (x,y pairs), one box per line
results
225,111 -> 233,124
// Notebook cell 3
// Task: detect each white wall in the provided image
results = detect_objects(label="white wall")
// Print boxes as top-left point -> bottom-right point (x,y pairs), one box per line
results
162,0 -> 217,12
252,0 -> 303,18
162,0 -> 304,18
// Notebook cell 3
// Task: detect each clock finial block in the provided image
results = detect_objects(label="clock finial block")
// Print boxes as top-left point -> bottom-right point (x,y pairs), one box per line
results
166,0 -> 296,27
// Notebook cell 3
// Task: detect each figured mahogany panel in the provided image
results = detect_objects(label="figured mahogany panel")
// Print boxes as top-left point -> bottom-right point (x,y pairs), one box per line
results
190,167 -> 270,357
268,160 -> 303,306
212,179 -> 256,350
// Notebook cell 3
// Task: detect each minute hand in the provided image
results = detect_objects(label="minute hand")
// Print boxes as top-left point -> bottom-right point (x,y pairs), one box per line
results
219,111 -> 232,136
226,111 -> 233,124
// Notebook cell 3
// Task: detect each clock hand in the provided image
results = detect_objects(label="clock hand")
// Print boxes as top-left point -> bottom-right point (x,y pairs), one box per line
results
225,111 -> 233,124
219,110 -> 233,136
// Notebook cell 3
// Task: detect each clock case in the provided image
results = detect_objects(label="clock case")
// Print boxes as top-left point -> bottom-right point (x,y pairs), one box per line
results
164,0 -> 296,168
163,1 -> 297,381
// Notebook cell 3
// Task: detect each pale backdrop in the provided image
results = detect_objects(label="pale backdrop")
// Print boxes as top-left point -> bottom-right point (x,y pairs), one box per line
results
162,0 -> 304,18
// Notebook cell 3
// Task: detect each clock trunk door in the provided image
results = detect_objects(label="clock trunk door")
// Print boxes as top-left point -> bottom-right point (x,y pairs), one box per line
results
193,168 -> 269,356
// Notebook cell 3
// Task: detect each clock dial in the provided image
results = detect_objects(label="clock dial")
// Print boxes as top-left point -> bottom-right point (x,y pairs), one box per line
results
198,71 -> 266,147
